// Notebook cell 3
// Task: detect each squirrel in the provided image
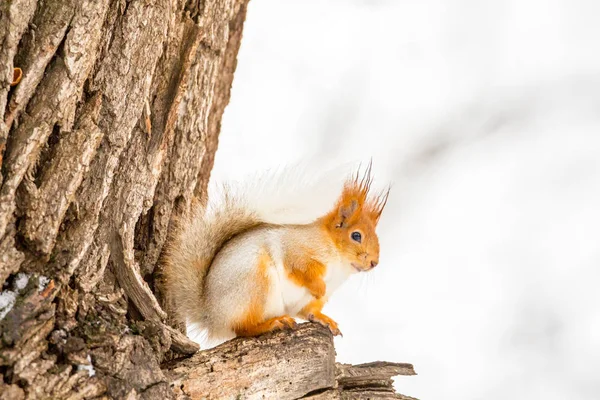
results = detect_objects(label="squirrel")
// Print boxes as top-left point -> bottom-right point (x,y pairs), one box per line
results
163,163 -> 389,342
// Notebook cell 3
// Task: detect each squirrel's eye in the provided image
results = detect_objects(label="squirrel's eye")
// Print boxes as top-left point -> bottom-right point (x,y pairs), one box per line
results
351,231 -> 362,243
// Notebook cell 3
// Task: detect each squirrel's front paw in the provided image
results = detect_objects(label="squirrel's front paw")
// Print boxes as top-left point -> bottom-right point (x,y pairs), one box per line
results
307,312 -> 342,337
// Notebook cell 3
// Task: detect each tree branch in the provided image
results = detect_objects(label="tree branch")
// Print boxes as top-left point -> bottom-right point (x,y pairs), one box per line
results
164,323 -> 416,400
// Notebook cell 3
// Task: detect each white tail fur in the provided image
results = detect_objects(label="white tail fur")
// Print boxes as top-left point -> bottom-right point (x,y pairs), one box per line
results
206,161 -> 353,225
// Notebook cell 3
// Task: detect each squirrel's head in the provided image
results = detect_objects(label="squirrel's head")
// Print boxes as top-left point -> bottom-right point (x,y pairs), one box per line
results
321,163 -> 389,272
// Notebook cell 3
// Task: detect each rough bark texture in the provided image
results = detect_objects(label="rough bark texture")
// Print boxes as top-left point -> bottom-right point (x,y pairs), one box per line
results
0,0 -> 249,398
0,1 -> 416,399
165,323 -> 417,400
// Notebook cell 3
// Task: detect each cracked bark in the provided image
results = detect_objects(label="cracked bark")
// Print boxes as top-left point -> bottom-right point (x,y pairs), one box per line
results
0,0 -> 416,399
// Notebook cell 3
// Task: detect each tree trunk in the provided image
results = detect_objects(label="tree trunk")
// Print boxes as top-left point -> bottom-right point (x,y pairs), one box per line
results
0,0 -> 249,398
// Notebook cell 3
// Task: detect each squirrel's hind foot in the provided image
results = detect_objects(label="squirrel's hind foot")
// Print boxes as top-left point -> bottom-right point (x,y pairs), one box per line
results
234,315 -> 297,337
271,315 -> 297,330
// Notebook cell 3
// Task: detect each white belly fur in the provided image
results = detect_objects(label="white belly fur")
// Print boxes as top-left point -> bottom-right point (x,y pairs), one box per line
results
264,260 -> 353,319
323,261 -> 353,297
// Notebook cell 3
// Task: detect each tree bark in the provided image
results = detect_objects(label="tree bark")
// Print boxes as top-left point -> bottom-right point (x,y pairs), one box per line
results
1,0 -> 249,398
0,1 -> 417,399
165,323 -> 417,400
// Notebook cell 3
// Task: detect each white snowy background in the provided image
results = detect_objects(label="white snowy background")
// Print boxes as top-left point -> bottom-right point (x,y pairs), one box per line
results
210,1 -> 600,399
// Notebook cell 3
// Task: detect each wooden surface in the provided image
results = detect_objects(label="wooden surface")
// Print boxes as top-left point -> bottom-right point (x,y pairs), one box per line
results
165,323 -> 417,400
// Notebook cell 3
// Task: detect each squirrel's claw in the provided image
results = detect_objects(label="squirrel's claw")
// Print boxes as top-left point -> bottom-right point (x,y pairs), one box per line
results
284,317 -> 298,329
329,325 -> 342,337
307,313 -> 342,337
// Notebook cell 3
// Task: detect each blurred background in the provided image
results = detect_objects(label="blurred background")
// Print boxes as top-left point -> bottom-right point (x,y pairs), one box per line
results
210,1 -> 600,398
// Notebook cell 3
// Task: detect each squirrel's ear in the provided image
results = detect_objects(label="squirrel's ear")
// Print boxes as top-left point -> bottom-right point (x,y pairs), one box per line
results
336,199 -> 358,228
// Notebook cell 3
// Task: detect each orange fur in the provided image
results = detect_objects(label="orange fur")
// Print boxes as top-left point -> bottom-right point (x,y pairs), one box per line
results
235,316 -> 297,337
317,162 -> 388,271
233,249 -> 296,336
285,254 -> 327,299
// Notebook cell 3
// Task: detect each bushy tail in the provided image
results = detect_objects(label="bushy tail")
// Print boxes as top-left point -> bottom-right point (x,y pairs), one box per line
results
162,163 -> 349,326
162,191 -> 262,326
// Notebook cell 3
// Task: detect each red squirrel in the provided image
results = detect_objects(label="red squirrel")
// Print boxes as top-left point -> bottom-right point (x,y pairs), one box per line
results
163,163 -> 389,342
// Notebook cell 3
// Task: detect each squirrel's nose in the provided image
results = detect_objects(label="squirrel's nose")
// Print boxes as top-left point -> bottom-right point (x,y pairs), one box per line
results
370,260 -> 378,268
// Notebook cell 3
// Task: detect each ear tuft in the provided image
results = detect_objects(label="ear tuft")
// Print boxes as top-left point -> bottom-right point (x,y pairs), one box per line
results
323,161 -> 390,230
368,185 -> 390,224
